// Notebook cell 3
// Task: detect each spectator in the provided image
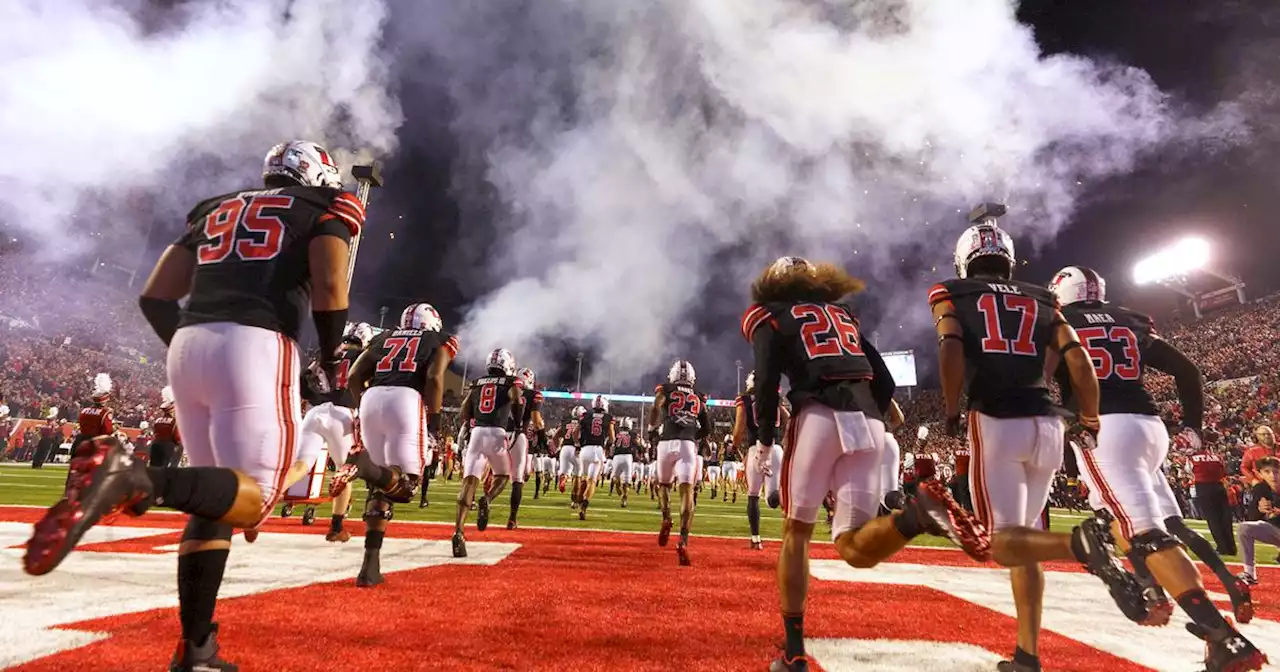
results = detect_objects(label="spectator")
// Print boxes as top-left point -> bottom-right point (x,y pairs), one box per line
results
1235,456 -> 1280,585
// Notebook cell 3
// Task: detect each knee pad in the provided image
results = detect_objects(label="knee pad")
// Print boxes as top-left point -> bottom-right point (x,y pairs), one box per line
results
182,516 -> 234,543
1128,528 -> 1182,561
382,470 -> 420,504
363,492 -> 394,522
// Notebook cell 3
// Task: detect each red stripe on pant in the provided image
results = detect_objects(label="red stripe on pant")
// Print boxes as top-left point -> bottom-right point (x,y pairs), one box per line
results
779,406 -> 802,516
968,412 -> 994,530
1079,444 -> 1134,539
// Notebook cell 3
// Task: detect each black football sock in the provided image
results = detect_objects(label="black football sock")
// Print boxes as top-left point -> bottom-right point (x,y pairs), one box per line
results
534,472 -> 542,496
1167,517 -> 1243,603
329,513 -> 345,532
747,496 -> 761,538
510,482 -> 523,521
365,530 -> 384,553
1176,589 -> 1230,630
891,503 -> 926,540
782,613 -> 805,661
357,455 -> 394,489
1013,646 -> 1041,671
178,548 -> 229,644
146,467 -> 238,520
581,497 -> 589,512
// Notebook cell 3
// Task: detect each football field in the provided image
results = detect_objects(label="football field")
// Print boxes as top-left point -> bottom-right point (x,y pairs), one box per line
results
0,463 -> 1276,671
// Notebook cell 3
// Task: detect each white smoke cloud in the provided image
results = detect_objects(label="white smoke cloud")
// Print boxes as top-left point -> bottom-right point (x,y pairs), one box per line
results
0,0 -> 400,260
412,0 -> 1240,388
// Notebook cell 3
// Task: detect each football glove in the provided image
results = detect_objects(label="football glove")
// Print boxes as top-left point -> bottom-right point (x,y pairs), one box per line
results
944,414 -> 963,438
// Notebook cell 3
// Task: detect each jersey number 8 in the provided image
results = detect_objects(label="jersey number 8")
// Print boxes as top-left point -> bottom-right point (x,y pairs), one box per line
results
197,195 -> 293,265
478,384 -> 498,414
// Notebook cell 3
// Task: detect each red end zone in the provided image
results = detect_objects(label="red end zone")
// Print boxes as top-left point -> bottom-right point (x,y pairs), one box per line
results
1,506 -> 1275,671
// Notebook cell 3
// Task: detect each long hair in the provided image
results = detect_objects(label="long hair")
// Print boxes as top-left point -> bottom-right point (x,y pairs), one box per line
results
751,262 -> 865,304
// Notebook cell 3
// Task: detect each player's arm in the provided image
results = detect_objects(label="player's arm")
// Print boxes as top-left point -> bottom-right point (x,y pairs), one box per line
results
139,245 -> 196,345
309,235 -> 351,379
1050,314 -> 1100,430
778,403 -> 791,444
608,419 -> 616,445
929,298 -> 965,422
347,344 -> 378,407
648,389 -> 664,442
421,348 -> 452,435
887,399 -> 904,431
1144,337 -> 1204,435
457,388 -> 474,425
752,322 -> 783,446
732,400 -> 748,449
507,383 -> 524,422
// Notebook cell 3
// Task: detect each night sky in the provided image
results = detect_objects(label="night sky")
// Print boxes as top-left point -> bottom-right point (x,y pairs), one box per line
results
316,1 -> 1280,394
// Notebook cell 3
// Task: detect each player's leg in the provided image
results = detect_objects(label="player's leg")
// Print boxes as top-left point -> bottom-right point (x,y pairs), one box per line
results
656,442 -> 680,545
767,443 -> 784,509
507,433 -> 529,528
618,455 -> 632,507
1158,472 -> 1252,624
673,440 -> 698,564
478,430 -> 511,530
579,447 -> 600,518
746,444 -> 768,547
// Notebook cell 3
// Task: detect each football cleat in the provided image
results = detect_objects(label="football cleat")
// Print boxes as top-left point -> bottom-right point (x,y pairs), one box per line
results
451,531 -> 467,558
1230,578 -> 1254,624
328,446 -> 365,498
356,553 -> 384,588
912,480 -> 992,562
1186,619 -> 1267,672
1073,518 -> 1150,624
477,496 -> 491,532
578,507 -> 586,521
995,661 -> 1035,672
676,542 -> 691,567
558,476 -> 567,493
750,540 -> 764,551
1139,586 -> 1174,627
418,499 -> 430,508
25,437 -> 152,576
769,654 -> 809,671
325,528 -> 351,543
506,519 -> 518,530
658,517 -> 673,547
242,529 -> 259,544
1235,572 -> 1258,587
170,623 -> 237,672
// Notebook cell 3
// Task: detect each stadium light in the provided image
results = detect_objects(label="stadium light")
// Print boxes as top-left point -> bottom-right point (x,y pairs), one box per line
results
1132,237 -> 1210,285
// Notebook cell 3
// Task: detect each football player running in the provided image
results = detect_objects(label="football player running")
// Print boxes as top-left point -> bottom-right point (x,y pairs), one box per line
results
559,406 -> 585,502
575,395 -> 614,519
24,140 -> 367,670
929,209 -> 1146,672
733,370 -> 791,550
340,303 -> 456,586
649,360 -> 710,565
507,367 -> 545,528
744,256 -> 990,672
720,433 -> 741,503
1050,266 -> 1265,670
297,322 -> 371,542
611,417 -> 638,507
451,349 -> 524,556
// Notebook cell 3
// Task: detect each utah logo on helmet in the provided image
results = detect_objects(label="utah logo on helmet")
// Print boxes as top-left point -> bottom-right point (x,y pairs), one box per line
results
400,303 -> 443,332
263,141 -> 344,190
487,349 -> 516,376
1049,266 -> 1107,305
668,360 -> 696,385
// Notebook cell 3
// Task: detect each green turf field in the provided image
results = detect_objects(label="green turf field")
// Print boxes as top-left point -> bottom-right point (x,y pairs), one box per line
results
0,462 -> 1272,564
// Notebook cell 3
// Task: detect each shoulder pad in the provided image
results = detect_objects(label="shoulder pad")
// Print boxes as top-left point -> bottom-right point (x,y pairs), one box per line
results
741,304 -> 774,343
441,334 -> 459,360
927,282 -> 954,307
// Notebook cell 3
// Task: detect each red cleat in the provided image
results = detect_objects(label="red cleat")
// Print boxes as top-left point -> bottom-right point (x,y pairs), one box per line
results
915,480 -> 992,562
558,476 -> 567,493
658,517 -> 672,547
676,543 -> 691,566
1139,589 -> 1173,627
24,437 -> 152,576
1232,578 -> 1254,625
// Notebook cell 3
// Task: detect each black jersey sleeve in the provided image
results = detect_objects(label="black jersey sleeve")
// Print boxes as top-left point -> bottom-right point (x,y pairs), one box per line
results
1145,337 -> 1204,432
861,335 -> 895,415
751,315 -> 783,446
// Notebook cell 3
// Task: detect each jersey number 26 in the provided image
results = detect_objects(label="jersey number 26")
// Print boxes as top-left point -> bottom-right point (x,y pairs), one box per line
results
791,304 -> 863,360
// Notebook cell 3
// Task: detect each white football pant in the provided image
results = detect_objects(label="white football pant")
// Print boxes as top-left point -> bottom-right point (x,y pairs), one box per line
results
722,461 -> 740,485
612,454 -> 634,483
881,431 -> 902,502
558,445 -> 579,477
168,323 -> 302,526
359,385 -> 427,477
781,404 -> 884,540
707,465 -> 722,483
579,445 -> 606,480
464,426 -> 511,478
967,411 -> 1063,532
296,402 -> 355,471
508,433 -> 529,484
746,443 -> 783,499
656,440 -> 698,485
1073,414 -> 1172,539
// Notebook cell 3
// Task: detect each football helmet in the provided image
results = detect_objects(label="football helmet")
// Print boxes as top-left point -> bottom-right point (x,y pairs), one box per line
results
139,421 -> 150,431
1049,266 -> 1106,305
262,141 -> 343,189
344,322 -> 375,348
487,348 -> 516,375
160,386 -> 175,410
400,303 -> 443,332
766,256 -> 815,278
745,371 -> 755,394
668,359 -> 696,385
0,403 -> 9,419
953,223 -> 1015,279
91,373 -> 112,403
572,406 -> 586,420
623,417 -> 635,430
517,367 -> 536,388
592,394 -> 609,412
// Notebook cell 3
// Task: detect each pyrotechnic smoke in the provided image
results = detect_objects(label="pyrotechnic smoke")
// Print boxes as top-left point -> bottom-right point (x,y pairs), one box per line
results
397,0 -> 1240,388
0,0 -> 400,261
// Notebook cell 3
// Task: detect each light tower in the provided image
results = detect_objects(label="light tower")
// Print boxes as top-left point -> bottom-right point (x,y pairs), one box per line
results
1132,237 -> 1245,319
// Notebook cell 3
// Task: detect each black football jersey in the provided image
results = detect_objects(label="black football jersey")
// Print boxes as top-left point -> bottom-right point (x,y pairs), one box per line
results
176,185 -> 364,341
705,441 -> 721,465
735,392 -> 784,446
579,411 -> 612,446
367,329 -> 459,392
468,374 -> 524,428
1058,301 -> 1161,417
656,381 -> 707,442
928,278 -> 1061,418
613,429 -> 634,456
311,346 -> 364,409
509,386 -> 544,433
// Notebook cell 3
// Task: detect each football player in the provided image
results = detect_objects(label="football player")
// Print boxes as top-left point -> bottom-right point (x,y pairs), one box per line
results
929,209 -> 1146,672
340,303 -> 457,586
575,395 -> 613,519
451,349 -> 524,556
744,256 -> 990,672
150,387 -> 183,469
649,360 -> 710,565
506,367 -> 545,528
720,433 -> 740,503
611,417 -> 637,507
297,322 -> 371,542
1050,266 -> 1264,669
733,370 -> 790,550
559,407 -> 585,501
704,436 -> 722,500
24,140 -> 367,670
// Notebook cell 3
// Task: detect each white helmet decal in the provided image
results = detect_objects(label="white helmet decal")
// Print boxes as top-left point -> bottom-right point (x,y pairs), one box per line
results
668,359 -> 696,385
1049,266 -> 1106,305
263,140 -> 343,189
516,367 -> 535,387
487,348 -> 516,376
400,303 -> 443,332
